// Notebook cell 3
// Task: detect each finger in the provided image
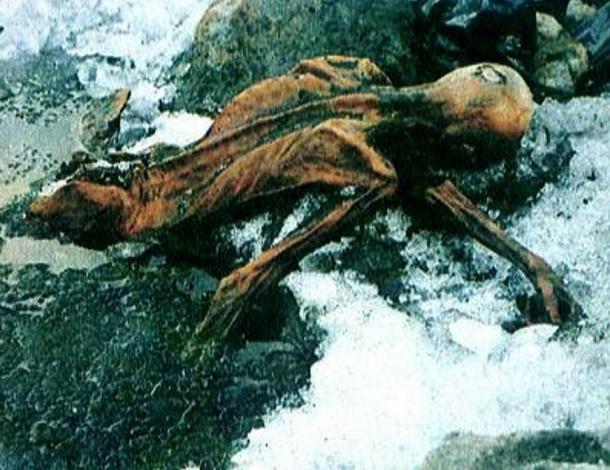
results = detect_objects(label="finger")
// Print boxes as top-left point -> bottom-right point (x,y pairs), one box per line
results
537,275 -> 561,324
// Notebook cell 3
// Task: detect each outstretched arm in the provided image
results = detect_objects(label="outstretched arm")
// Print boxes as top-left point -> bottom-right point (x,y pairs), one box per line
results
196,182 -> 397,341
425,179 -> 582,325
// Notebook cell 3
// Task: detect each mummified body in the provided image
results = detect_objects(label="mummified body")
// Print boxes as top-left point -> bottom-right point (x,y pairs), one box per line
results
28,56 -> 581,340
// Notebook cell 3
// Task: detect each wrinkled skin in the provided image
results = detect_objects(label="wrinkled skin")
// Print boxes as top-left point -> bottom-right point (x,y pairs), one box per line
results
28,56 -> 582,341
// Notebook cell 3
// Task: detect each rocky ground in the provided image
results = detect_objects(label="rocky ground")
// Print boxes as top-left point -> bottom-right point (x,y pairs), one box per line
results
1,0 -> 610,468
0,52 -> 319,469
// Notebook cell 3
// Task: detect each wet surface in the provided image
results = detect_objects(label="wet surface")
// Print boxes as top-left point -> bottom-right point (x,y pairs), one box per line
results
0,250 -> 318,468
1,2 -> 610,468
0,51 -> 318,468
232,97 -> 610,468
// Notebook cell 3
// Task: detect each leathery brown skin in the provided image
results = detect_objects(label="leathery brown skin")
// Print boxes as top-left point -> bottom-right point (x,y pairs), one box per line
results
28,56 -> 582,341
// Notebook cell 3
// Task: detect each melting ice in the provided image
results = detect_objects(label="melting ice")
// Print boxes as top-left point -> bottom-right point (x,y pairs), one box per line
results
232,97 -> 610,468
0,0 -> 213,118
127,112 -> 213,152
3,2 -> 610,467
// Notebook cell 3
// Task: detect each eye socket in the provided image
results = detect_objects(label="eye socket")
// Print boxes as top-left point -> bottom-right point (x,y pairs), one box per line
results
475,65 -> 507,85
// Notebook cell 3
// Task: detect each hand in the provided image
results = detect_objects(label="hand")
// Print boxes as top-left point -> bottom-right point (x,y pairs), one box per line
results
194,269 -> 254,342
519,271 -> 583,325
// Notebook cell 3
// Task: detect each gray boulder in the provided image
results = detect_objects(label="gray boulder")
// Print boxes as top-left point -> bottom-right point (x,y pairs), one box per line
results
170,0 -> 418,114
422,429 -> 610,470
78,88 -> 130,154
534,12 -> 589,98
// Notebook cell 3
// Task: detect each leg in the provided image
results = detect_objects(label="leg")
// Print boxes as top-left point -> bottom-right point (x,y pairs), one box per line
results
193,118 -> 398,340
425,179 -> 582,325
196,182 -> 397,341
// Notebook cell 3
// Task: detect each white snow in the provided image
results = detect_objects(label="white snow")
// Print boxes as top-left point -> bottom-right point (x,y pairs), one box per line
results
233,270 -> 610,469
232,98 -> 610,468
127,112 -> 212,152
0,0 -> 213,117
448,318 -> 508,356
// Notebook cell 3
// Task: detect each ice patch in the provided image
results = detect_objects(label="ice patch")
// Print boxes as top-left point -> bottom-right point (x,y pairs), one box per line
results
0,236 -> 106,274
127,112 -> 213,153
0,0 -> 213,117
227,213 -> 273,261
273,194 -> 326,245
448,318 -> 508,356
233,97 -> 610,468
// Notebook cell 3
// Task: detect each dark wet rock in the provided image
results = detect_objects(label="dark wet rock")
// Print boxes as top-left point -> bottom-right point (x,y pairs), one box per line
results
78,88 -> 131,154
215,337 -> 317,420
315,229 -> 408,301
418,0 -> 570,29
576,1 -> 610,64
414,0 -> 599,99
175,267 -> 219,301
171,0 -> 419,114
0,256 -> 318,468
422,429 -> 610,469
575,1 -> 610,90
210,288 -> 322,426
533,13 -> 589,98
415,0 -> 568,84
